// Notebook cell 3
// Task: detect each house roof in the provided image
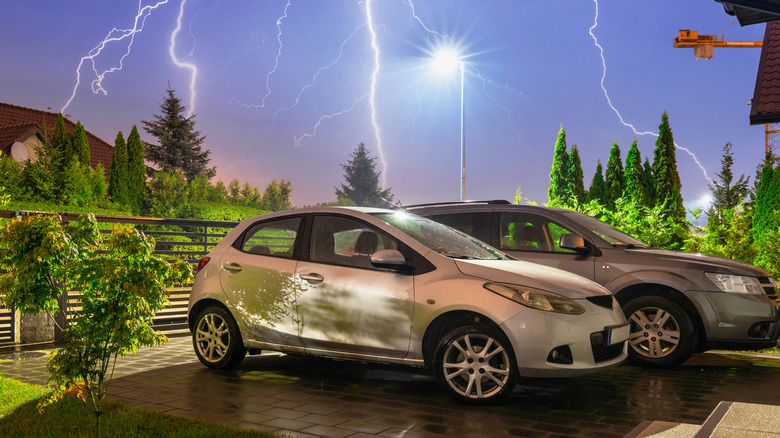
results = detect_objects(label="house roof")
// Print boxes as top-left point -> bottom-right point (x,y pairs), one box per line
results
716,0 -> 780,25
0,102 -> 114,170
751,21 -> 780,124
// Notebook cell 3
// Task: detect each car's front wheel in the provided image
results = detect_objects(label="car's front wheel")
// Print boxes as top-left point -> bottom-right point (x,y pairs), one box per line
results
623,296 -> 696,368
433,325 -> 516,404
193,306 -> 247,369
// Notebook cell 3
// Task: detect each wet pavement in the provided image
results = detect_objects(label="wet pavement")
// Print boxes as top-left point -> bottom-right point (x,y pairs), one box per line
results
2,336 -> 780,437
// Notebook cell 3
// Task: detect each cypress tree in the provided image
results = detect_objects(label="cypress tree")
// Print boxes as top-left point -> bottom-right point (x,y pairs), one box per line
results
642,157 -> 654,204
72,121 -> 91,166
604,140 -> 624,210
652,112 -> 685,220
588,160 -> 606,206
547,126 -> 570,207
126,126 -> 147,215
50,114 -> 72,196
108,131 -> 130,206
567,145 -> 586,206
623,140 -> 648,206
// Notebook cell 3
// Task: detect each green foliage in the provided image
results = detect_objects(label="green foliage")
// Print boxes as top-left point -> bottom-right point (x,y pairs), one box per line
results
61,160 -> 94,207
126,126 -> 147,215
142,88 -> 215,181
623,140 -> 648,207
0,214 -> 192,436
566,145 -> 586,206
0,154 -> 23,200
72,122 -> 90,167
752,157 -> 780,275
91,164 -> 108,205
652,111 -> 685,222
108,131 -> 130,206
261,179 -> 293,211
588,160 -> 606,205
227,179 -> 240,203
547,126 -> 570,207
20,147 -> 56,202
209,180 -> 229,203
335,143 -> 394,207
708,142 -> 750,228
50,114 -> 70,186
146,171 -> 190,218
642,158 -> 654,203
604,140 -> 624,210
687,204 -> 756,263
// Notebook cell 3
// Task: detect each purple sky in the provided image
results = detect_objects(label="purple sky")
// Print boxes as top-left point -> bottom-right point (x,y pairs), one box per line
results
0,0 -> 768,209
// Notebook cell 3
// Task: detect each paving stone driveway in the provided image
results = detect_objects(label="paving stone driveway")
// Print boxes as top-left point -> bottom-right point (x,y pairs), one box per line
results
3,336 -> 780,438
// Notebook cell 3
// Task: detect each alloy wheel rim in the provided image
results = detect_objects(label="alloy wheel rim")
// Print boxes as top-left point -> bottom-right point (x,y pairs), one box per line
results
442,333 -> 511,399
196,313 -> 230,363
628,306 -> 681,358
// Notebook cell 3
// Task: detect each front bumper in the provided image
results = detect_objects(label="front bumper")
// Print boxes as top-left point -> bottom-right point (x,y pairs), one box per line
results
687,290 -> 780,350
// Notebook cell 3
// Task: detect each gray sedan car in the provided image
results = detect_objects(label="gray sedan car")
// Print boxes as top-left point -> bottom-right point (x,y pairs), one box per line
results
410,201 -> 780,368
188,207 -> 627,403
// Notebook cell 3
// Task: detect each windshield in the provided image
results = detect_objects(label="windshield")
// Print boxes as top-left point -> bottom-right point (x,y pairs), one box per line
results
373,212 -> 510,260
562,210 -> 648,248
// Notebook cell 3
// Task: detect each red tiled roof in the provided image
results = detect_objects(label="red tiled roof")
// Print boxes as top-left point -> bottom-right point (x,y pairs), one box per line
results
0,102 -> 114,171
751,21 -> 780,125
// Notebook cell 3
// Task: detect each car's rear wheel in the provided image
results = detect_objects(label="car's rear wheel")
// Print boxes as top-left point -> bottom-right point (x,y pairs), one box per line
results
433,325 -> 516,404
624,296 -> 696,368
193,306 -> 247,369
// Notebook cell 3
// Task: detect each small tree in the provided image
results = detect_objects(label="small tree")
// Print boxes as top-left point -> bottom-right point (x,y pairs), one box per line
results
652,111 -> 685,220
335,143 -> 393,207
566,145 -> 586,206
752,155 -> 780,274
623,140 -> 648,207
708,142 -> 750,227
126,126 -> 147,215
604,140 -> 624,210
72,121 -> 91,167
108,131 -> 130,206
547,126 -> 570,207
262,179 -> 293,211
146,171 -> 190,218
588,160 -> 606,206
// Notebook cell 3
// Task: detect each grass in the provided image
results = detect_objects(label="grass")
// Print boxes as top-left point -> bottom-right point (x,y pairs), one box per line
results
0,375 -> 278,438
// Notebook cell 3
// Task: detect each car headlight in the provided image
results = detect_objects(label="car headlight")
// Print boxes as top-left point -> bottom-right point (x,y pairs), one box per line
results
705,273 -> 763,295
484,282 -> 585,315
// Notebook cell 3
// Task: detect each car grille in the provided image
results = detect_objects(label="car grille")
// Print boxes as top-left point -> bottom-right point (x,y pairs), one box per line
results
758,277 -> 780,307
590,331 -> 624,363
586,295 -> 614,310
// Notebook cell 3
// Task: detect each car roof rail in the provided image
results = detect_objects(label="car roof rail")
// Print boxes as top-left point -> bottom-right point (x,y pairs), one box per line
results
405,200 -> 511,209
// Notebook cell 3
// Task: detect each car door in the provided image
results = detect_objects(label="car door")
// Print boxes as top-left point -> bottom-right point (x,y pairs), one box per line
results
294,214 -> 414,358
498,211 -> 596,280
218,216 -> 303,347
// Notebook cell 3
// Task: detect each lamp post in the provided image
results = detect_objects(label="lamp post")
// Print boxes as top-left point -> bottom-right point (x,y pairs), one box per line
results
432,48 -> 467,201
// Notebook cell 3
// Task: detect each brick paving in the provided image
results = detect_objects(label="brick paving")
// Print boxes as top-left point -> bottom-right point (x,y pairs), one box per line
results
3,336 -> 780,437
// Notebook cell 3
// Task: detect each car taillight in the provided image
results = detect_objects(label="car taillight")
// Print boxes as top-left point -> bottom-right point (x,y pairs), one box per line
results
195,256 -> 210,273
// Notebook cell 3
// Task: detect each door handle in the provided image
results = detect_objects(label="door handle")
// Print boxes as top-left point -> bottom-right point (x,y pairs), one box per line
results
300,273 -> 324,284
223,262 -> 242,272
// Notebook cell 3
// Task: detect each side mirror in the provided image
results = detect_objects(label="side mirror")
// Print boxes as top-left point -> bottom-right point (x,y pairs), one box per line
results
559,234 -> 591,255
371,249 -> 409,270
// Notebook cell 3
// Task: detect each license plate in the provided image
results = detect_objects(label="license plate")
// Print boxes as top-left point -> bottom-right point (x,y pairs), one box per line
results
606,322 -> 630,346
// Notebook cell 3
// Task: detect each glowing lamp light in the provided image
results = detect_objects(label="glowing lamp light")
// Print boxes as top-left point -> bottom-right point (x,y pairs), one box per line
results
431,47 -> 463,76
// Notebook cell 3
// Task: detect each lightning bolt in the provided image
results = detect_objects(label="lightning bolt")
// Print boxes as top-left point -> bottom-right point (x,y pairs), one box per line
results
293,94 -> 370,147
366,0 -> 387,187
61,0 -> 171,113
170,0 -> 198,118
590,0 -> 712,182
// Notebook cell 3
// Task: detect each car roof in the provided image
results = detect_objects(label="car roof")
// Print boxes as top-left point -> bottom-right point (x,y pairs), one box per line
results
405,201 -> 569,213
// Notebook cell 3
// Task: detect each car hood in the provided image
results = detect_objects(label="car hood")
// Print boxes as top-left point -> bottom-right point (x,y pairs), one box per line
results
626,248 -> 770,277
454,259 -> 611,300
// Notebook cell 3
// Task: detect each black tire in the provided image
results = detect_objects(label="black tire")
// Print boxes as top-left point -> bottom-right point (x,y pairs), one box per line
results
623,296 -> 696,369
193,305 -> 247,370
433,325 -> 516,404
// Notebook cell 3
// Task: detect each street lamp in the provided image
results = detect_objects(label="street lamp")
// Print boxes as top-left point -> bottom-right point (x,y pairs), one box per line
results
431,48 -> 467,201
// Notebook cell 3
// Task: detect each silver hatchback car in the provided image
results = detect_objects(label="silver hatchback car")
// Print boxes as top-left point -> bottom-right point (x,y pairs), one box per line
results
188,207 -> 628,403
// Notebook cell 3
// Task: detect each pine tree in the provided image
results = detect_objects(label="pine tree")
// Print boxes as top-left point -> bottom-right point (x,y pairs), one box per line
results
142,88 -> 215,180
651,111 -> 685,220
623,140 -> 648,206
708,142 -> 750,223
604,140 -> 624,210
642,157 -> 654,204
548,126 -> 570,207
566,145 -> 586,206
126,126 -> 147,215
588,160 -> 606,205
72,121 -> 90,166
108,131 -> 130,206
335,143 -> 393,207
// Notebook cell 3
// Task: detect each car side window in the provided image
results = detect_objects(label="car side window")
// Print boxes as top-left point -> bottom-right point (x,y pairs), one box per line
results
310,216 -> 398,269
427,213 -> 492,244
500,213 -> 577,253
239,217 -> 300,258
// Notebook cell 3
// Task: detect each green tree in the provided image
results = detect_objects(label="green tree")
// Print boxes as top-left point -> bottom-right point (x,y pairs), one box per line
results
72,121 -> 90,167
20,155 -> 55,202
566,145 -> 586,206
146,171 -> 190,218
0,153 -> 23,200
262,179 -> 293,211
752,155 -> 780,273
547,126 -> 570,207
126,126 -> 147,215
208,180 -> 229,203
708,142 -> 750,227
624,140 -> 648,206
652,112 -> 685,219
50,114 -> 71,182
227,179 -> 241,204
108,131 -> 130,206
588,160 -> 606,206
91,163 -> 108,204
142,88 -> 215,181
642,157 -> 654,203
335,143 -> 393,207
61,160 -> 93,207
604,140 -> 624,210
